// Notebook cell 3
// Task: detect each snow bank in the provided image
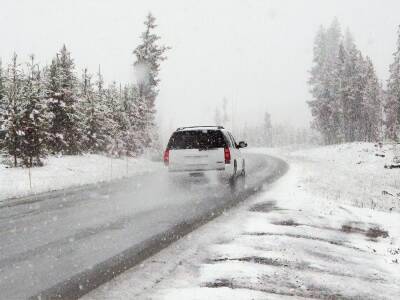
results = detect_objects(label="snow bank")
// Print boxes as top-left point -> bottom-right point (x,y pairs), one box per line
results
0,154 -> 161,202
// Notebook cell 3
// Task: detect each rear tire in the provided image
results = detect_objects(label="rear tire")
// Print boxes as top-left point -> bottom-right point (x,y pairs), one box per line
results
241,159 -> 246,177
229,160 -> 237,185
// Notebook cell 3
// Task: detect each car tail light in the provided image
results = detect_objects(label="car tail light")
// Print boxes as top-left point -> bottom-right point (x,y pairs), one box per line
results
163,149 -> 169,166
224,147 -> 231,164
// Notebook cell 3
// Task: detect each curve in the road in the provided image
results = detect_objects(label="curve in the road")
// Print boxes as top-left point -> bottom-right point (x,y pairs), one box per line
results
0,153 -> 288,300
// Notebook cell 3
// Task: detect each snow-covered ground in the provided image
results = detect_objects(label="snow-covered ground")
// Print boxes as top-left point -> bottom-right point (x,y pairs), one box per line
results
0,154 -> 161,202
292,142 -> 400,212
84,143 -> 400,299
251,142 -> 400,212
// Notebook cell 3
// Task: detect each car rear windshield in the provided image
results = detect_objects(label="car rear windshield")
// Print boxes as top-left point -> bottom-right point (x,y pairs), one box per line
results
167,130 -> 227,150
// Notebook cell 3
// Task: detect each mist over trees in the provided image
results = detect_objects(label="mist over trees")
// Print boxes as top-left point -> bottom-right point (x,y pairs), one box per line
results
0,13 -> 168,167
214,98 -> 230,127
308,18 -> 400,144
213,95 -> 317,148
239,115 -> 317,148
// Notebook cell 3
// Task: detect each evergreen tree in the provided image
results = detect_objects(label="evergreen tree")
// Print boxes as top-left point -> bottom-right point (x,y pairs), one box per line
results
340,32 -> 364,142
104,82 -> 126,156
334,42 -> 347,142
0,59 -> 5,142
19,55 -> 51,166
308,26 -> 329,141
361,57 -> 383,142
309,19 -> 383,144
0,59 -> 4,119
79,68 -> 95,151
308,20 -> 342,144
326,20 -> 344,143
386,25 -> 400,141
120,84 -> 144,155
46,45 -> 82,154
1,54 -> 25,166
79,67 -> 109,152
133,13 -> 169,150
93,67 -> 111,152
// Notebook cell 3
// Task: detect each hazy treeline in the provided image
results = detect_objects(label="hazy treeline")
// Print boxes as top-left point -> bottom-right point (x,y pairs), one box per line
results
0,13 -> 168,167
238,112 -> 319,147
213,99 -> 318,147
308,18 -> 400,145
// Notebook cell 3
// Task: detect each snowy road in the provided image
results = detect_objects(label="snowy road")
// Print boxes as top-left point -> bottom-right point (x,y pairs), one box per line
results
84,145 -> 400,300
0,153 -> 287,299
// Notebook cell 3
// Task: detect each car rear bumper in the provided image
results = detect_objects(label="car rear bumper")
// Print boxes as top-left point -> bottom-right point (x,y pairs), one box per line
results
168,166 -> 225,173
167,163 -> 234,175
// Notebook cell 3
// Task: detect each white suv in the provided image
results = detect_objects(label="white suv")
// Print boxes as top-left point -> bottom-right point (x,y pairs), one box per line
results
163,126 -> 247,178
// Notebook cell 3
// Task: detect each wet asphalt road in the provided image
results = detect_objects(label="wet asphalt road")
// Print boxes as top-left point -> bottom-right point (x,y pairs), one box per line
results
0,153 -> 287,299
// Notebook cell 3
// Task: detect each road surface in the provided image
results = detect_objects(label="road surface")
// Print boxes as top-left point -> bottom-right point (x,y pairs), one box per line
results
0,153 -> 287,299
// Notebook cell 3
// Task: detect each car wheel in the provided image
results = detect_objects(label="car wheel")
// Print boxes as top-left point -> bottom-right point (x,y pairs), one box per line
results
229,160 -> 237,183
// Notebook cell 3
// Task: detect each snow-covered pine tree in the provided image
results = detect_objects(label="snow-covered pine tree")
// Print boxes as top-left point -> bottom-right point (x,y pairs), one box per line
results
44,57 -> 60,153
335,42 -> 351,142
386,25 -> 400,141
79,67 -> 109,153
0,59 -> 5,141
361,57 -> 383,142
120,84 -> 144,155
104,82 -> 126,156
308,26 -> 328,142
93,67 -> 111,152
340,31 -> 364,142
19,55 -> 51,166
133,13 -> 169,151
324,18 -> 343,144
46,45 -> 82,154
309,20 -> 383,144
1,54 -> 25,166
343,32 -> 366,142
308,19 -> 342,144
79,68 -> 95,152
0,59 -> 4,117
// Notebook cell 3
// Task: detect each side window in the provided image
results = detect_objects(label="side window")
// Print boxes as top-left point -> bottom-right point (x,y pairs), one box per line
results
223,132 -> 232,147
228,132 -> 237,149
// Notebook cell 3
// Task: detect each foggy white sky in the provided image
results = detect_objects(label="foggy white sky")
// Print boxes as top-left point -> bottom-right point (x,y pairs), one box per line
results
1,0 -> 400,137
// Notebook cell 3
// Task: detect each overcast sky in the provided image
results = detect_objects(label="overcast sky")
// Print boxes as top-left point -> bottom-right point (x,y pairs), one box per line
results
1,0 -> 400,137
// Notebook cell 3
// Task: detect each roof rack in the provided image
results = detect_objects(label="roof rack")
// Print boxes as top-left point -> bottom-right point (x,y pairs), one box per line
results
176,126 -> 224,131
